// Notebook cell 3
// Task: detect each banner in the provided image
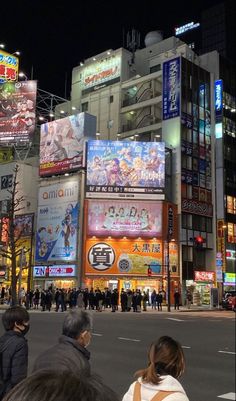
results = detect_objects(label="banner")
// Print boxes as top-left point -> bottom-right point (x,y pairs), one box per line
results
86,140 -> 165,199
86,200 -> 162,237
33,265 -> 76,278
85,238 -> 163,276
35,178 -> 79,263
39,112 -> 96,176
163,57 -> 181,120
14,214 -> 34,239
0,81 -> 37,144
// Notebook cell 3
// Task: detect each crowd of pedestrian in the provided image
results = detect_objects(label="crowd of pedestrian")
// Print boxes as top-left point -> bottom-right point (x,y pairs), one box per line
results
0,306 -> 189,401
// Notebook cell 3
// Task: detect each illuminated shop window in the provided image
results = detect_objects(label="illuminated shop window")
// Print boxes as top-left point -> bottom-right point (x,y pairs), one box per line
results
227,223 -> 236,243
227,196 -> 236,214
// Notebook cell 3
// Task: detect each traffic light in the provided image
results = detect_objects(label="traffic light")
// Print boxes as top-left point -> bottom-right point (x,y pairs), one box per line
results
194,236 -> 204,249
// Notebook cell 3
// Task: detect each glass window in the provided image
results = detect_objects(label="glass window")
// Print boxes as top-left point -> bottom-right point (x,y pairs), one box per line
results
206,218 -> 212,233
227,196 -> 236,214
81,102 -> 88,112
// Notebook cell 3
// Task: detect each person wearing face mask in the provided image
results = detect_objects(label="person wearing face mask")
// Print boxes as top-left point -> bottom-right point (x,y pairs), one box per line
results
0,306 -> 30,400
32,310 -> 92,376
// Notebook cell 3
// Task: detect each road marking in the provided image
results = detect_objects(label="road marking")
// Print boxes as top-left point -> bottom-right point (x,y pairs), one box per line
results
218,350 -> 236,355
166,318 -> 184,322
118,337 -> 141,342
181,346 -> 191,349
92,333 -> 103,337
217,392 -> 236,400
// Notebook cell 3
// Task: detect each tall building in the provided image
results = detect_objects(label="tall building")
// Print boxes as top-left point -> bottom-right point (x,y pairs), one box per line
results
55,31 -> 223,305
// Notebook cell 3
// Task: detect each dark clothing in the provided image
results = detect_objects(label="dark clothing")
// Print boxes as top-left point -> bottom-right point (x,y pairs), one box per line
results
0,331 -> 28,398
32,335 -> 90,375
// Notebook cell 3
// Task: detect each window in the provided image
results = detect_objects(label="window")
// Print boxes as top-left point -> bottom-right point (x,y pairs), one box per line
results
227,196 -> 236,214
150,64 -> 161,73
81,102 -> 88,112
110,95 -> 114,103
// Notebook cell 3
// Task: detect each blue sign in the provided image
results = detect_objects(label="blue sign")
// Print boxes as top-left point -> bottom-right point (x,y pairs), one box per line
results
214,79 -> 223,118
163,57 -> 181,120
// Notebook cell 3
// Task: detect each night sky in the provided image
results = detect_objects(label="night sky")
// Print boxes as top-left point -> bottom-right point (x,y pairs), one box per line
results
1,0 -> 221,98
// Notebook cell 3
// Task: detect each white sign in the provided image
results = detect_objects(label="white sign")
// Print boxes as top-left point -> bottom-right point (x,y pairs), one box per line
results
175,22 -> 200,36
33,265 -> 76,277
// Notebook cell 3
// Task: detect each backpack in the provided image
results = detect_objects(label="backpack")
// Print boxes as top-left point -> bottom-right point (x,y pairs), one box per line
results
133,381 -> 180,401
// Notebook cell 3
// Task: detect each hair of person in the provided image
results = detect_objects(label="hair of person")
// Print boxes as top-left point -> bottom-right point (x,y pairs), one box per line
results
2,306 -> 29,331
3,371 -> 119,401
62,309 -> 92,339
135,336 -> 185,385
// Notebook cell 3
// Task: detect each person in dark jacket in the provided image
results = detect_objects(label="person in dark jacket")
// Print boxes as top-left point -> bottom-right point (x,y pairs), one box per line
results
0,306 -> 30,399
32,309 -> 92,375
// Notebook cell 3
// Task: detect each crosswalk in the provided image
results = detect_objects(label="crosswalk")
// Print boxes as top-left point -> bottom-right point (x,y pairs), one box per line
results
218,393 -> 236,400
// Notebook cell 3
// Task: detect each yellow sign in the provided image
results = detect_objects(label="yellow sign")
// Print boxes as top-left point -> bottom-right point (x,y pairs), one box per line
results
0,50 -> 19,83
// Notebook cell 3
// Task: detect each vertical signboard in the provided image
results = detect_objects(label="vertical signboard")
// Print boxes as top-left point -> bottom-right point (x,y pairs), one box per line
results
214,79 -> 223,139
163,57 -> 181,120
35,177 -> 80,263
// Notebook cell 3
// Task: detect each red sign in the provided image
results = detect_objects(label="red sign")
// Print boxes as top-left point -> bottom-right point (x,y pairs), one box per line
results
194,271 -> 215,282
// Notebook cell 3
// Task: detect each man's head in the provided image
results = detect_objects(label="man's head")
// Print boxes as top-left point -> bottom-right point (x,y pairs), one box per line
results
2,306 -> 30,335
3,371 -> 119,401
62,310 -> 92,348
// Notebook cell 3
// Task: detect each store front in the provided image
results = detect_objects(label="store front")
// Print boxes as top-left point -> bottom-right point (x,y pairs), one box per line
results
33,265 -> 77,290
187,271 -> 215,306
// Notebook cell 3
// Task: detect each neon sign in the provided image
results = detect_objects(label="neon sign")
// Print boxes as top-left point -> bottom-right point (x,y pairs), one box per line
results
175,22 -> 200,36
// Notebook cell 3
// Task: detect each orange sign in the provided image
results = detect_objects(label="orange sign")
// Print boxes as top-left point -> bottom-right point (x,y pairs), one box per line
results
85,238 -> 163,276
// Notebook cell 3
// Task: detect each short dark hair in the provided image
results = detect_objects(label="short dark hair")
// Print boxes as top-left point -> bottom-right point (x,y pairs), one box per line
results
135,336 -> 185,385
62,310 -> 92,339
2,306 -> 30,331
3,371 -> 119,401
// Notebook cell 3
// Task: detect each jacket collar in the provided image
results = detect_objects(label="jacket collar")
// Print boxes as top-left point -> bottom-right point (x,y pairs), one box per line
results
58,335 -> 90,360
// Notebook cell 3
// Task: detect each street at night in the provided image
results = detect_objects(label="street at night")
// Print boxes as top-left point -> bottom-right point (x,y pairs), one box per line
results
1,309 -> 235,401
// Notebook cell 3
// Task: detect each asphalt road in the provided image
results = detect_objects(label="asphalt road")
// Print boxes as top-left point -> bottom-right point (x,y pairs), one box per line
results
0,309 -> 235,401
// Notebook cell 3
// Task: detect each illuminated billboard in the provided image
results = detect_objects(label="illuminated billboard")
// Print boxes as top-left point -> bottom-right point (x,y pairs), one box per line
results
86,199 -> 162,237
0,50 -> 19,83
85,237 -> 163,276
163,57 -> 181,120
0,80 -> 37,144
86,140 -> 165,200
35,177 -> 80,263
33,265 -> 76,278
39,112 -> 96,176
81,54 -> 121,95
14,214 -> 34,239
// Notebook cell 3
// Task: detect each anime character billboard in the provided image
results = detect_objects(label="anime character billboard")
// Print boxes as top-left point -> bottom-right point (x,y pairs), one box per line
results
39,112 -> 96,176
35,178 -> 79,262
86,140 -> 165,199
0,81 -> 37,143
87,199 -> 162,238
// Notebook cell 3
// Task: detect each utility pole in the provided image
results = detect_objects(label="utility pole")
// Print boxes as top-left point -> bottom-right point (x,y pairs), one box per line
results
167,236 -> 171,312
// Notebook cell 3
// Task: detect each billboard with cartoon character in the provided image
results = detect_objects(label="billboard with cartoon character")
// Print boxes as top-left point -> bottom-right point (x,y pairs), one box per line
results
35,178 -> 79,262
86,140 -> 165,199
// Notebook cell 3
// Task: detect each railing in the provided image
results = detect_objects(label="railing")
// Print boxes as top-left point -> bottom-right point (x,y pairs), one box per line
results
122,81 -> 153,107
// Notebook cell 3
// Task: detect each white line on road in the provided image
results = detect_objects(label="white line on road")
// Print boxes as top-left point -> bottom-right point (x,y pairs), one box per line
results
92,333 -> 103,336
118,337 -> 141,342
166,318 -> 185,322
217,392 -> 236,400
218,350 -> 236,355
181,346 -> 191,349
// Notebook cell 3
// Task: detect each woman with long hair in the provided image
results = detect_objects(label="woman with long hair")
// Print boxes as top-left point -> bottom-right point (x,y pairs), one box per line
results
122,336 -> 189,401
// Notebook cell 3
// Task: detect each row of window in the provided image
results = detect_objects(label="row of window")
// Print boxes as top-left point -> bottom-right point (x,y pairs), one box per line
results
182,213 -> 212,232
182,184 -> 212,203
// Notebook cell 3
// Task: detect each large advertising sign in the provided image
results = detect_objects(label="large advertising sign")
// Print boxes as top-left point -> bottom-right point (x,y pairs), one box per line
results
81,54 -> 121,95
39,112 -> 96,176
35,178 -> 79,263
214,79 -> 223,118
0,80 -> 37,144
86,200 -> 162,237
33,265 -> 76,278
85,238 -> 178,276
0,50 -> 19,83
86,140 -> 165,200
163,57 -> 181,120
14,214 -> 34,239
194,271 -> 215,283
85,238 -> 163,276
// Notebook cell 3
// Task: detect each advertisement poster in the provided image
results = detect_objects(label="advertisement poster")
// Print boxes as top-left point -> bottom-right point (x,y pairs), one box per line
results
35,178 -> 79,262
0,50 -> 19,83
40,112 -> 96,176
33,265 -> 76,278
162,57 -> 181,120
86,140 -> 165,199
81,54 -> 121,95
85,238 -> 163,276
0,81 -> 37,144
14,214 -> 34,239
87,200 -> 162,237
